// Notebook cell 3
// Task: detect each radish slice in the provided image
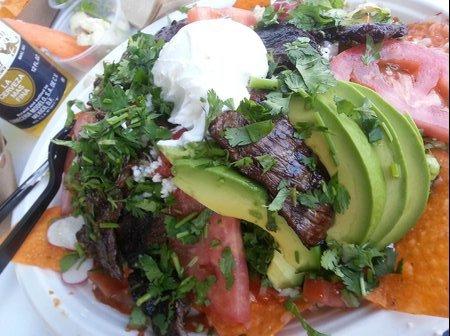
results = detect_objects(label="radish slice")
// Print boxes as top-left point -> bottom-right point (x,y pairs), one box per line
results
47,216 -> 85,250
61,258 -> 93,285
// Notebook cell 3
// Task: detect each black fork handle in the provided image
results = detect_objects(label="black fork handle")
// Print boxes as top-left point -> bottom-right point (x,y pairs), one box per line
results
0,128 -> 71,274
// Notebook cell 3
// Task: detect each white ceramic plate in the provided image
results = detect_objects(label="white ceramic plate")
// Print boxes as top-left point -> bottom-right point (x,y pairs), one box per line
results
12,1 -> 449,335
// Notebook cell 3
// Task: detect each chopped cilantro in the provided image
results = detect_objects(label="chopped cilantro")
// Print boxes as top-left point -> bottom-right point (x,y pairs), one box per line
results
265,214 -> 279,232
361,35 -> 382,65
323,174 -> 351,214
224,120 -> 274,147
128,306 -> 148,330
263,91 -> 291,116
219,247 -> 236,290
321,240 -> 398,298
237,98 -> 273,122
193,275 -> 216,305
299,156 -> 317,171
268,180 -> 291,212
165,209 -> 213,245
256,154 -> 277,173
297,174 -> 350,214
59,252 -> 81,273
282,38 -> 336,96
294,122 -> 329,140
98,222 -> 119,229
337,97 -> 383,143
242,222 -> 277,278
257,6 -> 279,28
285,300 -> 329,336
178,5 -> 190,13
232,157 -> 253,168
203,89 -> 234,126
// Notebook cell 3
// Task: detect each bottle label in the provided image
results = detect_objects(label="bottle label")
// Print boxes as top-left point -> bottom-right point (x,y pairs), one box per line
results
0,21 -> 68,129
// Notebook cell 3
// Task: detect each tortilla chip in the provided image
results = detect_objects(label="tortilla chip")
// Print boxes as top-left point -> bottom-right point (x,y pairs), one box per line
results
207,287 -> 312,336
13,207 -> 66,272
234,0 -> 270,10
367,150 -> 449,318
0,0 -> 29,18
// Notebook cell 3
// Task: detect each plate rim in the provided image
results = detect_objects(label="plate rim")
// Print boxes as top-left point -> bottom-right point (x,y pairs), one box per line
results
12,2 -> 450,336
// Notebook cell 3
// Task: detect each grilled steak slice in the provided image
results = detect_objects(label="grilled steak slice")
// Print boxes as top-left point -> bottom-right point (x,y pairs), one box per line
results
117,214 -> 167,265
256,23 -> 321,70
77,226 -> 123,279
319,23 -> 408,45
156,19 -> 188,42
209,112 -> 333,247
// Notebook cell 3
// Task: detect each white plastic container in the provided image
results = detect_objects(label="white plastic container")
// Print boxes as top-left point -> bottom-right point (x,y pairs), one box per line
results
48,0 -> 76,10
52,0 -> 133,78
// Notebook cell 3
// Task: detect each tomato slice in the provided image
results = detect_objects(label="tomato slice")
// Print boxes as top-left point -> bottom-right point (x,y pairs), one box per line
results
88,270 -> 134,315
188,6 -> 257,27
204,214 -> 251,324
302,278 -> 347,308
331,40 -> 449,142
173,214 -> 251,324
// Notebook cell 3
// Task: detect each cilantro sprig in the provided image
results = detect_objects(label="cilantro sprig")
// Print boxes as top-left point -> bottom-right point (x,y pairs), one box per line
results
285,300 -> 329,336
321,240 -> 399,298
242,222 -> 277,279
165,209 -> 213,245
219,247 -> 236,290
224,120 -> 274,147
280,38 -> 336,97
336,96 -> 384,143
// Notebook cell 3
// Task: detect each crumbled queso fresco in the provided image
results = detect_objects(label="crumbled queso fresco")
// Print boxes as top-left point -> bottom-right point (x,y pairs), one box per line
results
161,178 -> 177,198
132,158 -> 162,182
132,155 -> 177,198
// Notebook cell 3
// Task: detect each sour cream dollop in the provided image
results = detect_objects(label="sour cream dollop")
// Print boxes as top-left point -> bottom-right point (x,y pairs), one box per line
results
152,19 -> 269,146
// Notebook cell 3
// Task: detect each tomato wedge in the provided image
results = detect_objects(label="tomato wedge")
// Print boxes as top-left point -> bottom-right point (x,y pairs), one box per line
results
302,278 -> 347,308
188,6 -> 257,27
331,40 -> 449,142
173,214 -> 251,325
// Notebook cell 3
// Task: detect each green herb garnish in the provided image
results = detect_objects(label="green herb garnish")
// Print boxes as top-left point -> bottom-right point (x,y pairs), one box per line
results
224,120 -> 274,147
361,35 -> 382,65
321,240 -> 399,298
242,222 -> 277,278
285,300 -> 329,336
219,247 -> 236,290
256,154 -> 277,173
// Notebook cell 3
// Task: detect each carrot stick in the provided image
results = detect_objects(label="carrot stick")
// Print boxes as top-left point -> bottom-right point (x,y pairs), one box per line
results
3,18 -> 88,59
234,0 -> 271,10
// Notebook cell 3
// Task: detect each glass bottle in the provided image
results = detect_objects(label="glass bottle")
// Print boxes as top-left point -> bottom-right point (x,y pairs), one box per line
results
0,19 -> 76,136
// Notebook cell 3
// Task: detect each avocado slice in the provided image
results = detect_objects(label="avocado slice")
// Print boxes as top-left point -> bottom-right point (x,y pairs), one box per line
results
169,158 -> 320,288
350,83 -> 430,248
333,81 -> 408,244
289,94 -> 386,244
158,141 -> 227,163
268,251 -> 305,289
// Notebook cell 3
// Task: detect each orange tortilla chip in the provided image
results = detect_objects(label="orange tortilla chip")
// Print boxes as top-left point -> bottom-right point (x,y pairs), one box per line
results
0,0 -> 29,18
367,150 -> 449,318
207,291 -> 312,336
13,207 -> 66,272
234,0 -> 270,10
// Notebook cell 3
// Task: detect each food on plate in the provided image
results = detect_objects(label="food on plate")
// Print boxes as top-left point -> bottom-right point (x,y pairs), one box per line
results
14,0 -> 449,335
234,0 -> 271,10
368,149 -> 449,318
13,207 -> 66,272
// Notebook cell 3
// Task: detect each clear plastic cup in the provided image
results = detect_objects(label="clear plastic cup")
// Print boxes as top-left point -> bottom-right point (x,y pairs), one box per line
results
48,0 -> 76,10
51,0 -> 133,78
